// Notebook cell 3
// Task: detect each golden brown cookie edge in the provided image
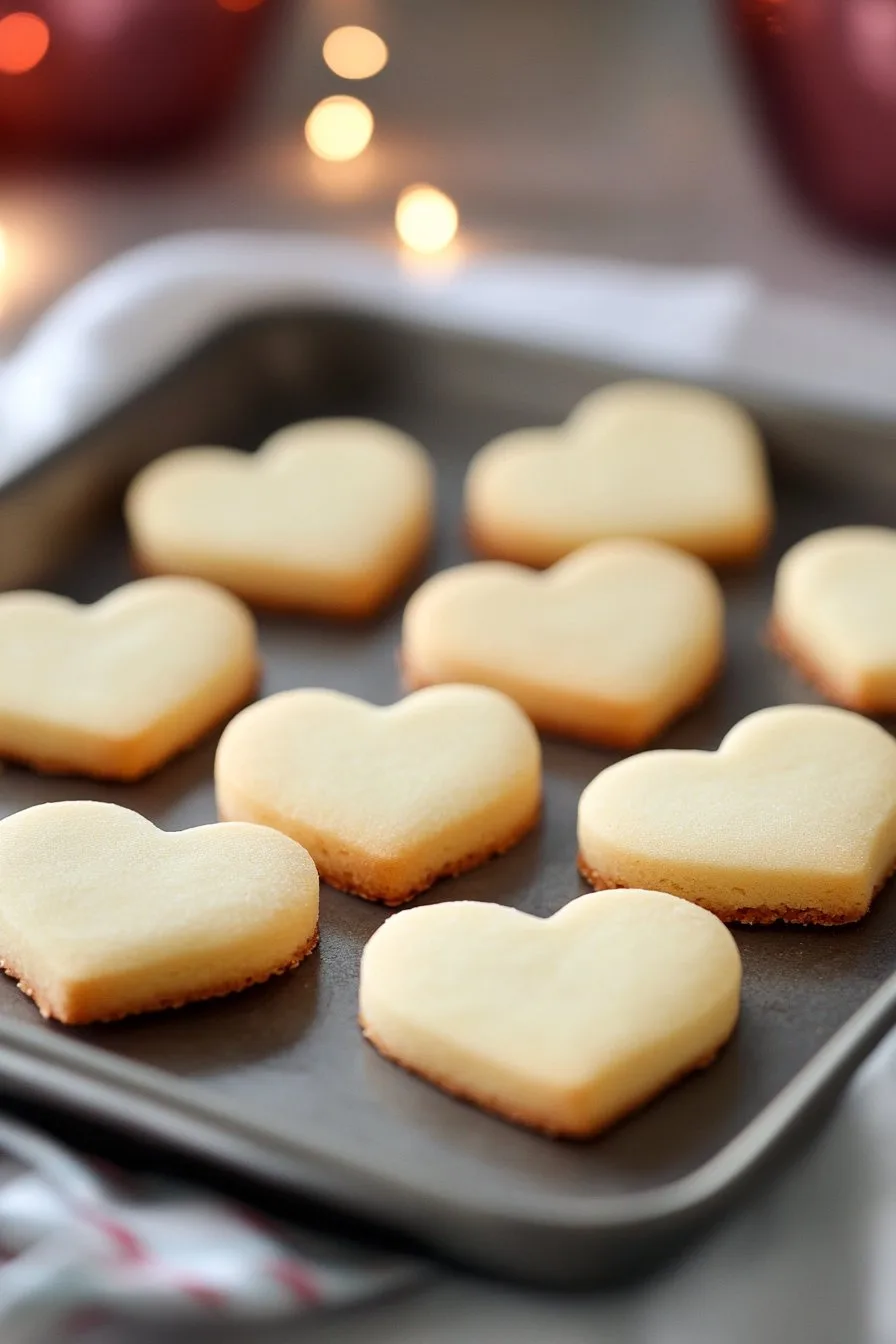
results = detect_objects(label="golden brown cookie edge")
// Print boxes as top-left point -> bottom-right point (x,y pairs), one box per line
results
1,926 -> 319,1026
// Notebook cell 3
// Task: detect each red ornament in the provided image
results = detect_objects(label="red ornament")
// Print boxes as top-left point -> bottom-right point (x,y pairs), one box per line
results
0,0 -> 278,160
728,0 -> 896,245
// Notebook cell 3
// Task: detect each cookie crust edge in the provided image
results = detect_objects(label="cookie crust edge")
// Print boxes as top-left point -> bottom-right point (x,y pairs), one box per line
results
218,800 -> 541,906
767,616 -> 896,715
576,854 -> 886,927
359,1013 -> 724,1139
0,662 -> 261,782
400,652 -> 722,750
1,926 -> 319,1026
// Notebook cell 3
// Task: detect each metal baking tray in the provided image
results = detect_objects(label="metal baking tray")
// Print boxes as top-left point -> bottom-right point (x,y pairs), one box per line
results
1,308 -> 895,1287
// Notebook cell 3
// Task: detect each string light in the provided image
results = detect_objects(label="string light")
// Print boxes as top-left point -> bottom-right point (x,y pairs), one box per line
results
322,26 -> 388,80
395,185 -> 459,254
305,96 -> 374,162
0,12 -> 50,74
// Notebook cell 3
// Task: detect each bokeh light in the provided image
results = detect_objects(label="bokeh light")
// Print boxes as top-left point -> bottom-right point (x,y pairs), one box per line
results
305,96 -> 374,162
395,185 -> 459,254
0,12 -> 50,75
323,26 -> 388,80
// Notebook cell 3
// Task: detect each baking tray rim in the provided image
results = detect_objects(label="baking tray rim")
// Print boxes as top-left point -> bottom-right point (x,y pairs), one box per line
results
4,297 -> 896,500
1,301 -> 896,1257
0,967 -> 893,1235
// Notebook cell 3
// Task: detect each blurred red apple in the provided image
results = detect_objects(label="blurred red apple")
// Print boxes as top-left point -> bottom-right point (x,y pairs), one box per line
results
0,0 -> 279,160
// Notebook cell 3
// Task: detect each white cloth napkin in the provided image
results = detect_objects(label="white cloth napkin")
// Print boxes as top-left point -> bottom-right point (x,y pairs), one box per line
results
0,230 -> 756,482
0,1115 -> 420,1343
3,230 -> 896,484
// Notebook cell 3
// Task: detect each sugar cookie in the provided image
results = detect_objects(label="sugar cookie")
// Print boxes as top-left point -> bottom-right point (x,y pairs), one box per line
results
402,539 -> 724,747
465,380 -> 772,567
578,704 -> 896,925
359,888 -> 741,1138
0,577 -> 257,780
215,685 -> 541,905
0,801 -> 319,1024
125,418 -> 434,616
771,526 -> 896,713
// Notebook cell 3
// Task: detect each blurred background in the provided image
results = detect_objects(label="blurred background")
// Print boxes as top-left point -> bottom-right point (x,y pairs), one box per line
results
1,0 -> 896,359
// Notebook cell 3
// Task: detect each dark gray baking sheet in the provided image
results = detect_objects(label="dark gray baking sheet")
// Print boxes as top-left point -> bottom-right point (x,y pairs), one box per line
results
0,309 -> 894,1285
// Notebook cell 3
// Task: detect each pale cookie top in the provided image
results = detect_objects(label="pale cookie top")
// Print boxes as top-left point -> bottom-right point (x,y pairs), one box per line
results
125,418 -> 433,578
465,380 -> 772,565
0,801 -> 319,986
0,577 -> 256,736
774,527 -> 896,681
360,889 -> 741,1094
216,684 -> 541,859
579,704 -> 896,880
402,539 -> 723,703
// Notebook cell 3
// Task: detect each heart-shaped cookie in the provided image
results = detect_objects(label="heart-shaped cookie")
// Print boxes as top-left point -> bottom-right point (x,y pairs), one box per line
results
465,380 -> 772,567
215,685 -> 541,904
0,801 -> 319,1024
771,527 -> 896,713
359,888 -> 741,1137
402,539 -> 723,747
0,577 -> 257,780
578,704 -> 896,925
125,418 -> 434,616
